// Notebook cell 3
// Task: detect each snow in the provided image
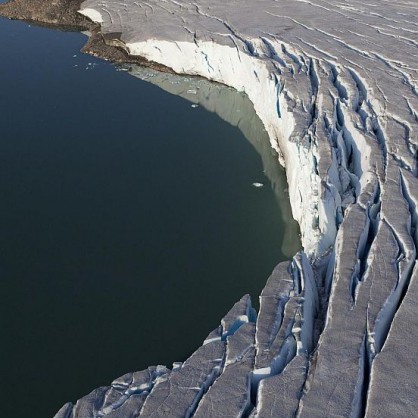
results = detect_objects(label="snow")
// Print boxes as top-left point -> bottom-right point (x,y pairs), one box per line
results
78,7 -> 103,23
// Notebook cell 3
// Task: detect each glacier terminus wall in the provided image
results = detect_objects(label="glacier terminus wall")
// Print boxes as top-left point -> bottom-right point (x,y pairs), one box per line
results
1,0 -> 418,417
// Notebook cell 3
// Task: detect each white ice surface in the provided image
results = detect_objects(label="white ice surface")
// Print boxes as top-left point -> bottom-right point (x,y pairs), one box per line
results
78,7 -> 103,23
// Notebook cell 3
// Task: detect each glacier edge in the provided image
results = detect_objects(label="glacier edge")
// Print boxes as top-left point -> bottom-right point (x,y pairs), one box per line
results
1,0 -> 417,416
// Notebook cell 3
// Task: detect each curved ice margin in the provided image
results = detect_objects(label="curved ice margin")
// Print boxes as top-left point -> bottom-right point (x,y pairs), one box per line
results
59,2 -> 418,417
79,10 -> 340,258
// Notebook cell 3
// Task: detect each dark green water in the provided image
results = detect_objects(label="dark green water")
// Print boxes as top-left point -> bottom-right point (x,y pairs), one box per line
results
0,18 -> 300,418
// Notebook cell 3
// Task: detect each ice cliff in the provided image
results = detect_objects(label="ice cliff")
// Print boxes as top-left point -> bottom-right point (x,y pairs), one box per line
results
10,0 -> 417,416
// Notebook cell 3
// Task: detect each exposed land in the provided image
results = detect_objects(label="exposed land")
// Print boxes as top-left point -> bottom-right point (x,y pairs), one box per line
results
0,0 -> 175,67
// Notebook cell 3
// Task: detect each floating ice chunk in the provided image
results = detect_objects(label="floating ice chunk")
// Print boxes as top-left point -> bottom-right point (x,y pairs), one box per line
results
191,104 -> 199,108
252,182 -> 264,188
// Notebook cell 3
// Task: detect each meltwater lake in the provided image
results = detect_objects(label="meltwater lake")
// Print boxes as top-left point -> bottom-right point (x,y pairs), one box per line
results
0,17 -> 300,418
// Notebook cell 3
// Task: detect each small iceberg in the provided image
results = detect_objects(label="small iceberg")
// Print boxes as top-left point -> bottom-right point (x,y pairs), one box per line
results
252,182 -> 264,188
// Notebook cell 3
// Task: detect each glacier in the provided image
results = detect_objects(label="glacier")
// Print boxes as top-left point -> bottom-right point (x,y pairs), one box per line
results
1,0 -> 417,416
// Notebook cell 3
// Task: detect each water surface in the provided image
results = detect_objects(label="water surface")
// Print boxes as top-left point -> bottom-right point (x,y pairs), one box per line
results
0,18 -> 300,417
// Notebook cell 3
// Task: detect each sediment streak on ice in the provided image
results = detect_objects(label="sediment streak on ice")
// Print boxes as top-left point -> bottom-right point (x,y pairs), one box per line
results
48,0 -> 418,415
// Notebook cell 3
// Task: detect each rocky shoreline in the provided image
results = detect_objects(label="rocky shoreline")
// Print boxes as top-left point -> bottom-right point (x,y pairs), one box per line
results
0,0 -> 90,29
0,0 -> 176,68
